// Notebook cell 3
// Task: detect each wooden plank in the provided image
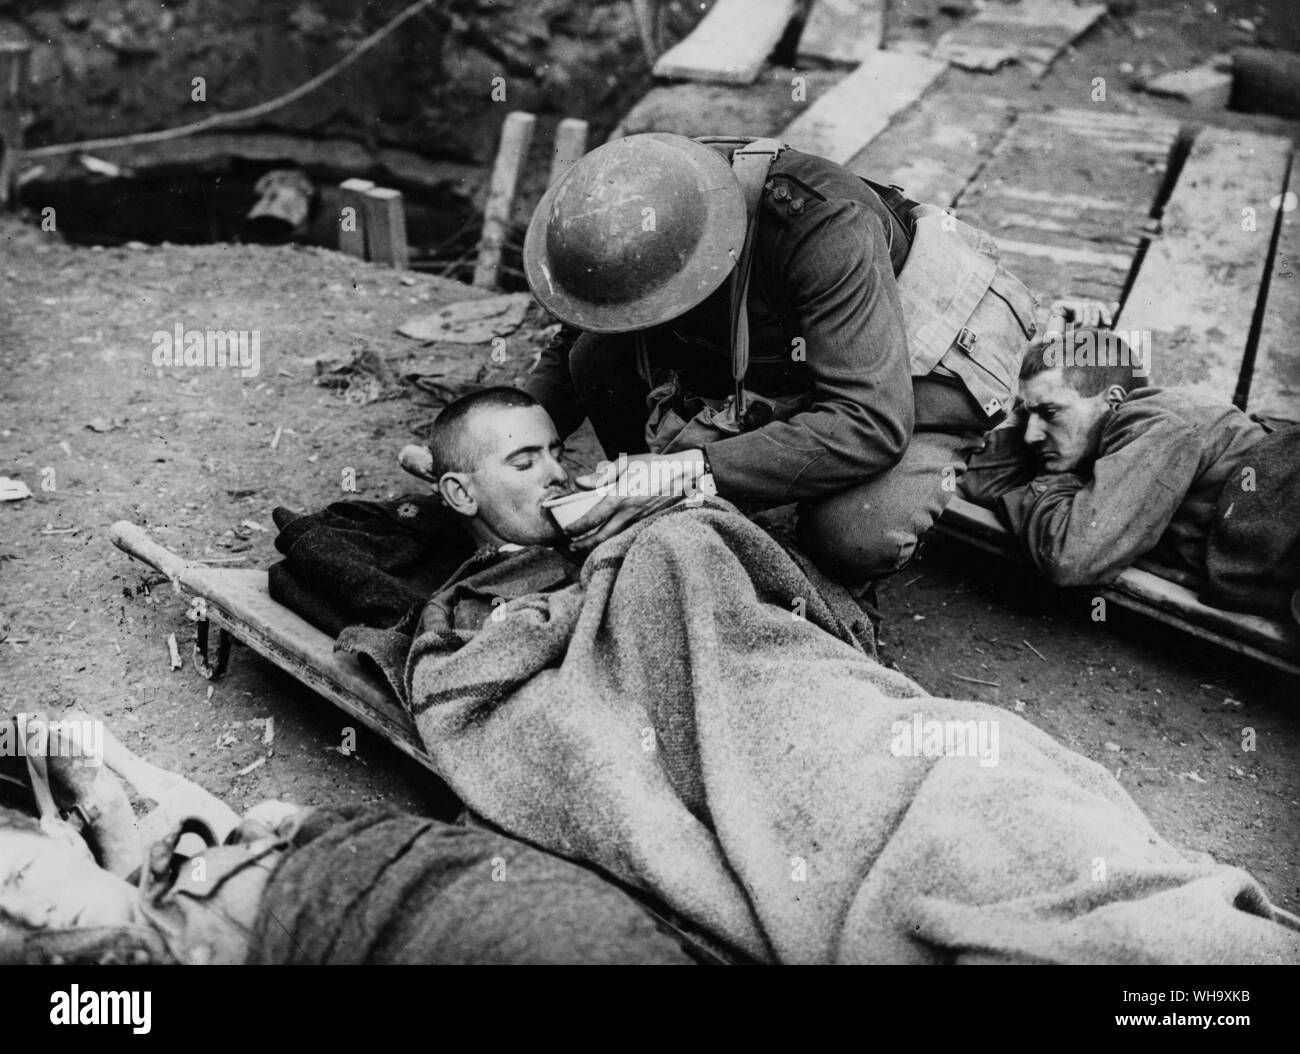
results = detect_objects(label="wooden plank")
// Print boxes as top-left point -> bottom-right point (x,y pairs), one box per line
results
631,0 -> 660,65
337,178 -> 374,258
653,0 -> 796,86
954,108 -> 1180,310
612,68 -> 841,142
1247,155 -> 1300,423
473,110 -> 535,290
779,51 -> 948,166
934,0 -> 1106,77
361,187 -> 410,270
934,499 -> 1300,674
860,94 -> 1016,208
548,117 -> 589,187
796,0 -> 883,67
1117,127 -> 1293,402
1114,567 -> 1300,659
991,238 -> 1133,271
1103,589 -> 1300,677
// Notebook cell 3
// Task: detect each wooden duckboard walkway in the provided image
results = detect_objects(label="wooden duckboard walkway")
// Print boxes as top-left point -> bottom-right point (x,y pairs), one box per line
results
796,0 -> 884,67
1245,150 -> 1300,423
779,51 -> 949,166
953,108 -> 1182,311
934,499 -> 1300,677
612,67 -> 843,141
1117,127 -> 1293,403
934,0 -> 1107,76
854,91 -> 1018,208
653,0 -> 797,85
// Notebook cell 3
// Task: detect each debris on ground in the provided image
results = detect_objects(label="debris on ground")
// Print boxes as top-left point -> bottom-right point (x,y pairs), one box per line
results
0,478 -> 32,501
236,756 -> 267,777
85,416 -> 127,433
1140,63 -> 1233,107
313,345 -> 404,405
397,292 -> 531,344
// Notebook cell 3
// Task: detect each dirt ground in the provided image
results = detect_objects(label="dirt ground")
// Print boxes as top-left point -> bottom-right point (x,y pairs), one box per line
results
2,0 -> 1298,917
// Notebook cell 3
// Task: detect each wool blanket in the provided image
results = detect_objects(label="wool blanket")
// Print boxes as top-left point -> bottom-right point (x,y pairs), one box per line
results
405,501 -> 1300,964
249,806 -> 693,965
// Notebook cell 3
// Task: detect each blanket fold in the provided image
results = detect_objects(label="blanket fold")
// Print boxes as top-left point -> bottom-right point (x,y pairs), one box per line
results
405,500 -> 1300,964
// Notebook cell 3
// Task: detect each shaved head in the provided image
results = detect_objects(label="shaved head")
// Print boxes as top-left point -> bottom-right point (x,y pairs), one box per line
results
427,387 -> 541,478
428,388 -> 571,548
1019,328 -> 1141,398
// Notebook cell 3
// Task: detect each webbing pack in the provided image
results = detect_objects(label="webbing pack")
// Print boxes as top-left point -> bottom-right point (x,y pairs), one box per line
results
702,136 -> 1037,425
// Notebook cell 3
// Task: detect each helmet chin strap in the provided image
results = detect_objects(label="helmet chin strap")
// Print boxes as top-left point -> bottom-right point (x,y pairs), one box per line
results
729,245 -> 749,417
725,139 -> 785,422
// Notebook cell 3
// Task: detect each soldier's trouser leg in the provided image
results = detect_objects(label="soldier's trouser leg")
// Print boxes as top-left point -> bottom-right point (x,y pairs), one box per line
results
795,377 -> 990,589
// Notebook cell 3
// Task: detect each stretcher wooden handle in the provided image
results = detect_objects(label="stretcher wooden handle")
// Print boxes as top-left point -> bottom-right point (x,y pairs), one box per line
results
108,520 -> 201,582
398,443 -> 438,483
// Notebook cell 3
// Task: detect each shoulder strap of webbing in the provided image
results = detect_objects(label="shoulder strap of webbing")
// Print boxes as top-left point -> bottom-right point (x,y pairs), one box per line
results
728,138 -> 784,417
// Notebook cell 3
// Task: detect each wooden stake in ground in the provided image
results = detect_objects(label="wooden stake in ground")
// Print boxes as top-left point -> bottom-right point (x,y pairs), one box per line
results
630,0 -> 661,66
474,111 -> 536,290
337,178 -> 375,258
0,42 -> 32,209
362,186 -> 410,270
549,117 -> 589,188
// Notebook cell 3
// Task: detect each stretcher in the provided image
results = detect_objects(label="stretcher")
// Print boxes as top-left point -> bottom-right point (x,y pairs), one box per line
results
108,521 -> 438,775
934,497 -> 1300,678
111,492 -> 1299,775
110,520 -> 742,962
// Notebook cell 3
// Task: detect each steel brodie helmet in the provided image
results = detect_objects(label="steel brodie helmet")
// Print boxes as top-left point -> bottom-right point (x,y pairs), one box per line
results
523,133 -> 747,333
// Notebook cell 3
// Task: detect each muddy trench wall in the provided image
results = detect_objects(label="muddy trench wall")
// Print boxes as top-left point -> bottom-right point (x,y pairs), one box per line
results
0,0 -> 709,173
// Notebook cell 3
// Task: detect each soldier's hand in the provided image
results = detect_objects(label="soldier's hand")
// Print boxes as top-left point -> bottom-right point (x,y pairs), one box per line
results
564,451 -> 708,552
1047,298 -> 1119,331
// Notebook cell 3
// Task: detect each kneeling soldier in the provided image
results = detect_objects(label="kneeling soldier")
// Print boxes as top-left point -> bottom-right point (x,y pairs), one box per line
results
523,133 -> 1037,594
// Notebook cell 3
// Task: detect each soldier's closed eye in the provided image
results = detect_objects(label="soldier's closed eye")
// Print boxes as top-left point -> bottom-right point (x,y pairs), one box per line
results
5,859 -> 34,889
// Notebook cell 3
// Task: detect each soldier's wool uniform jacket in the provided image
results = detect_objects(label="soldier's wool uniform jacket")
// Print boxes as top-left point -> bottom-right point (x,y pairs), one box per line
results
530,147 -> 920,506
997,387 -> 1298,607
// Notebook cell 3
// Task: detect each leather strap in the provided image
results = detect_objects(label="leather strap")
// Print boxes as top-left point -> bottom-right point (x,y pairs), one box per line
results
859,176 -> 920,251
727,138 -> 784,417
24,746 -> 59,825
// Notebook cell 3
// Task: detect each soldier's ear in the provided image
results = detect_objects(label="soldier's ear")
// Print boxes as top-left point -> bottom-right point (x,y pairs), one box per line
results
438,473 -> 477,517
1104,384 -> 1127,410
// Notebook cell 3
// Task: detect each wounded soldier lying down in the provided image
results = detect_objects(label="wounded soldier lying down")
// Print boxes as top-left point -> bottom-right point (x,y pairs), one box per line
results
0,739 -> 694,965
393,386 -> 1300,964
961,322 -> 1300,621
